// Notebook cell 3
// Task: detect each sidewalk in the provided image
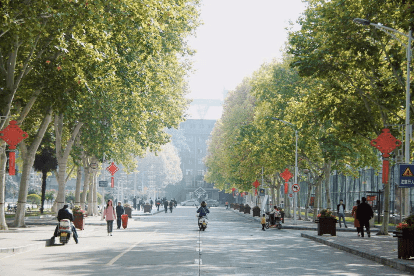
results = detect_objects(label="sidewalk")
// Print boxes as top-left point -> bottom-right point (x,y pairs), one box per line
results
0,208 -> 162,255
229,208 -> 414,274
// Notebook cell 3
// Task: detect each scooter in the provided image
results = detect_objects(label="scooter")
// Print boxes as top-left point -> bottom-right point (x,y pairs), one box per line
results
57,219 -> 72,244
198,216 -> 208,231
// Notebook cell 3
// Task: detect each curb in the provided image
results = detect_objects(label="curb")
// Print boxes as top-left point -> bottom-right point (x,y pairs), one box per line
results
0,240 -> 49,254
301,233 -> 414,274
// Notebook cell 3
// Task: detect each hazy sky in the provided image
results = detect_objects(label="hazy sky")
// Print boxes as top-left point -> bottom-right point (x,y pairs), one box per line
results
186,0 -> 307,119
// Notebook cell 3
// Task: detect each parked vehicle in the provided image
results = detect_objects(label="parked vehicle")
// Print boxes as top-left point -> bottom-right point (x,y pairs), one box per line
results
180,199 -> 199,206
206,199 -> 219,207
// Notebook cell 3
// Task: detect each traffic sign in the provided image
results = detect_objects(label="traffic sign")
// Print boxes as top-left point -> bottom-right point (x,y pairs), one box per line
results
292,184 -> 300,192
99,181 -> 108,187
289,193 -> 293,198
399,164 -> 414,188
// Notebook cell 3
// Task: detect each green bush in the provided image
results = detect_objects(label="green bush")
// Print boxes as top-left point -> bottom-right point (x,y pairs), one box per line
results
27,194 -> 41,205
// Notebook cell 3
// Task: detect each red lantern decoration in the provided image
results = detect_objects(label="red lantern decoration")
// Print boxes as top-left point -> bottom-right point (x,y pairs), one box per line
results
252,180 -> 260,195
280,168 -> 293,194
0,120 -> 29,175
106,162 -> 119,188
370,129 -> 401,184
231,187 -> 236,196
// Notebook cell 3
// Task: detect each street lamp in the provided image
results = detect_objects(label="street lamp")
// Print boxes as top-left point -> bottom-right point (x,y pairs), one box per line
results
353,18 -> 413,216
271,117 -> 298,225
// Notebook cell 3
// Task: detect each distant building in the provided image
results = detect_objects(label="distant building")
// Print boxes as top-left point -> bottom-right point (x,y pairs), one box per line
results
178,119 -> 219,201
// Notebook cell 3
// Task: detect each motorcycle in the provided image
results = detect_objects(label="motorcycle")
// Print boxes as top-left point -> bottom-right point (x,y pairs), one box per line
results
55,219 -> 73,245
198,216 -> 208,231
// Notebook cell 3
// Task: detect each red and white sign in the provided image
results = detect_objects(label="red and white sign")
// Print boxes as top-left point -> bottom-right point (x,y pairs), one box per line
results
289,193 -> 293,198
292,184 -> 300,193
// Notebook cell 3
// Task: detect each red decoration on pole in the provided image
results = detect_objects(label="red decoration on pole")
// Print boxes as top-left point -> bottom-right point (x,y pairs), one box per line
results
106,162 -> 119,188
280,168 -> 293,194
370,129 -> 401,183
231,187 -> 236,196
0,120 -> 29,175
252,180 -> 260,195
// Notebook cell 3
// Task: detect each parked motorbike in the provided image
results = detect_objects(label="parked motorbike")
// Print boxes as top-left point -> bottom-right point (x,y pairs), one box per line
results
56,219 -> 72,245
198,216 -> 208,231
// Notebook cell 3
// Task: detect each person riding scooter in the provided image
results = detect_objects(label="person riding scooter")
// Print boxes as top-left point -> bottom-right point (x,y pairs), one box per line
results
52,204 -> 78,244
197,201 -> 210,219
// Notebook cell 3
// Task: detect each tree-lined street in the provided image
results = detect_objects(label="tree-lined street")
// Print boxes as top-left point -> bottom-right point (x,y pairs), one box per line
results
0,207 -> 407,276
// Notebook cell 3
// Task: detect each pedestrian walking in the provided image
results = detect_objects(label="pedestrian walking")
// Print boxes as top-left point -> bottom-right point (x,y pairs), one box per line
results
103,199 -> 117,236
115,202 -> 124,229
156,198 -> 161,211
351,200 -> 361,237
356,197 -> 374,237
225,202 -> 229,209
169,200 -> 174,213
164,200 -> 168,213
261,214 -> 266,231
337,199 -> 347,228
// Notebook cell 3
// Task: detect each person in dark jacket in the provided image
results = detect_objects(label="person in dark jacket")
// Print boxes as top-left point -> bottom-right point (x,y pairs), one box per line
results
164,200 -> 169,213
116,202 -> 124,229
197,201 -> 210,217
169,200 -> 174,213
337,200 -> 347,228
52,204 -> 78,243
356,197 -> 374,237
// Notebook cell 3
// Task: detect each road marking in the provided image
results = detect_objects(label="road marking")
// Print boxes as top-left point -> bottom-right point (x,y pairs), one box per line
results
196,248 -> 202,252
195,259 -> 202,264
197,241 -> 202,243
106,230 -> 158,266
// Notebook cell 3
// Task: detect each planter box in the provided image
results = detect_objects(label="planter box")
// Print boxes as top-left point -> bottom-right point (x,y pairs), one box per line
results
252,206 -> 260,217
73,213 -> 85,230
244,205 -> 251,214
394,230 -> 414,259
316,218 -> 337,236
124,207 -> 132,218
239,204 -> 244,212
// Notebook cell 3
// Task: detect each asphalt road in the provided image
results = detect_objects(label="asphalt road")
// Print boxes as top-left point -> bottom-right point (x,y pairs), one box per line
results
0,207 -> 408,276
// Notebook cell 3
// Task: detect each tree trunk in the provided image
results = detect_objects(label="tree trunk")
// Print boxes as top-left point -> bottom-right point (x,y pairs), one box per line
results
81,155 -> 90,210
40,170 -> 47,214
378,166 -> 391,235
93,171 -> 98,215
325,161 -> 332,210
54,113 -> 83,212
13,110 -> 52,227
313,176 -> 323,222
75,165 -> 82,206
0,144 -> 8,230
87,176 -> 94,216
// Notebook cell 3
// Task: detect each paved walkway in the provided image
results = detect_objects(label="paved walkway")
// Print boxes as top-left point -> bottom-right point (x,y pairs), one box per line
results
229,208 -> 414,274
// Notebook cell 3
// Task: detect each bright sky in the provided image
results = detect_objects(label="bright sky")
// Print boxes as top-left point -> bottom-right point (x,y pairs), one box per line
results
186,0 -> 307,120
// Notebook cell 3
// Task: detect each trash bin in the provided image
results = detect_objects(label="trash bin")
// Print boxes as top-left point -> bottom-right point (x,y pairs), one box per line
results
121,214 -> 128,229
252,206 -> 260,217
244,204 -> 251,214
144,204 -> 152,213
124,206 -> 132,218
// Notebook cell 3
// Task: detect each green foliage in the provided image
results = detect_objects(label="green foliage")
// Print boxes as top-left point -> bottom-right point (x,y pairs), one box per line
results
27,194 -> 41,205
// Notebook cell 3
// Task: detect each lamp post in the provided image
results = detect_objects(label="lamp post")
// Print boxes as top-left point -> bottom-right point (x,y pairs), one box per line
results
353,18 -> 412,215
272,117 -> 298,225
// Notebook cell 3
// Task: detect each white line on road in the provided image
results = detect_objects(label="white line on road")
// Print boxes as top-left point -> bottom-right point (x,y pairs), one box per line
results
106,230 -> 158,266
